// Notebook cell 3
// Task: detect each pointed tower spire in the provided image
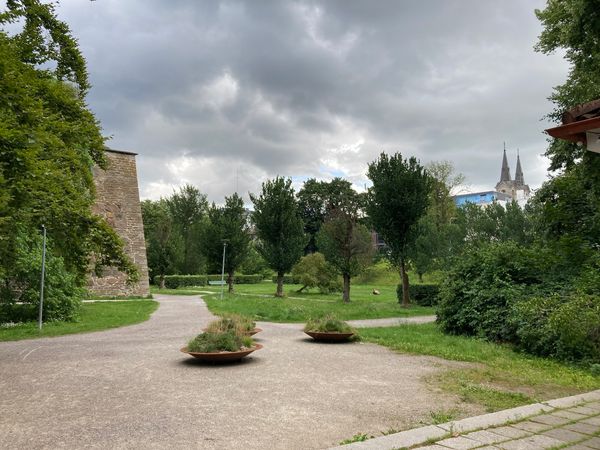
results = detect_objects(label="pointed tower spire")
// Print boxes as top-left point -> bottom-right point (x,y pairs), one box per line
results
515,149 -> 524,186
500,142 -> 511,182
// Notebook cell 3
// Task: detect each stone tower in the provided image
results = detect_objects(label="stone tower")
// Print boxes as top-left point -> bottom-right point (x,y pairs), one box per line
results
495,146 -> 530,201
88,149 -> 150,297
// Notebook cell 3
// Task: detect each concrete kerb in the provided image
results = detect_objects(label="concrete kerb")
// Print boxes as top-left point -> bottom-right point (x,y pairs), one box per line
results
329,390 -> 600,450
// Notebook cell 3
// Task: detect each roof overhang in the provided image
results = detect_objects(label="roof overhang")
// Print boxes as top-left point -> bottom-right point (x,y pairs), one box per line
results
545,116 -> 600,145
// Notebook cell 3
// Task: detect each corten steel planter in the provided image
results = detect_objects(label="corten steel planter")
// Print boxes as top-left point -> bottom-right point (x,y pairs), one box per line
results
180,343 -> 263,362
304,331 -> 354,342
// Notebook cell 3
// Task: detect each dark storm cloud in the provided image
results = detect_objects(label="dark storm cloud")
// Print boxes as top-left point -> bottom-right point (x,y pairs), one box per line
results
50,0 -> 567,201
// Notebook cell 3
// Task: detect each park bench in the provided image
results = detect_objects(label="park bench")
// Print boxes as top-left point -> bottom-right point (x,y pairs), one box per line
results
208,280 -> 226,286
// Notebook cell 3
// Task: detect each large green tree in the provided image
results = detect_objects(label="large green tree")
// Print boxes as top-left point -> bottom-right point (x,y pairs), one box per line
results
0,0 -> 136,316
250,177 -> 306,297
203,193 -> 251,293
166,184 -> 208,274
366,153 -> 431,306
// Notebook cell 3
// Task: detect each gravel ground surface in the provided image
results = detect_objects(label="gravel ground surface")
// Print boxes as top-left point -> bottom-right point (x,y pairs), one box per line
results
0,295 -> 475,450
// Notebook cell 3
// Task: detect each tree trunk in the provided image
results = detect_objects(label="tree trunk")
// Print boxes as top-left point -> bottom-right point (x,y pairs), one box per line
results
159,274 -> 165,289
276,271 -> 284,297
342,273 -> 351,303
418,272 -> 423,283
296,285 -> 307,293
400,260 -> 410,308
227,271 -> 234,294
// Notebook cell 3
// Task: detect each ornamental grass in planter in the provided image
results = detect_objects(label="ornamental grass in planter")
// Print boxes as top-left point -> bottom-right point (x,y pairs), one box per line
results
204,313 -> 261,335
304,314 -> 357,342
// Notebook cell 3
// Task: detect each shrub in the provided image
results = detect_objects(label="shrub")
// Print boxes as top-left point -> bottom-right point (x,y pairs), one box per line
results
510,295 -> 562,357
396,284 -> 440,306
206,274 -> 263,284
187,330 -> 254,353
437,242 -> 549,342
0,229 -> 82,323
291,253 -> 342,293
161,275 -> 207,288
304,314 -> 355,334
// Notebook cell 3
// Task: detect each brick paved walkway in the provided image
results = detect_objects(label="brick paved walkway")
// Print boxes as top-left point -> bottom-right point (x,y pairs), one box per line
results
334,390 -> 600,450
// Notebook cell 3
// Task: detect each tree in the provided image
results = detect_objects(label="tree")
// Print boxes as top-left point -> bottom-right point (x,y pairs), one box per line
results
366,153 -> 431,306
408,215 -> 439,282
250,177 -> 306,297
297,177 -> 364,254
291,252 -> 340,293
166,184 -> 208,274
202,193 -> 251,293
141,200 -> 182,288
0,0 -> 136,316
317,209 -> 373,302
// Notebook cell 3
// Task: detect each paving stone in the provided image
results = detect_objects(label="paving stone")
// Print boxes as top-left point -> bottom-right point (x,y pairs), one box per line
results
570,406 -> 600,415
581,437 -> 600,449
497,434 -> 564,450
541,427 -> 589,443
488,426 -> 532,439
544,391 -> 600,409
554,410 -> 589,420
413,446 -> 448,450
564,444 -> 597,450
564,422 -> 600,436
581,416 -> 600,426
530,413 -> 572,426
462,430 -> 506,446
435,436 -> 481,449
511,420 -> 551,433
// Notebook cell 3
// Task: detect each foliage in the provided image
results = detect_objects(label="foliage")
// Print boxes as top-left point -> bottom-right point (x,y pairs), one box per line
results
187,330 -> 253,353
339,434 -> 370,445
397,284 -> 440,307
202,193 -> 251,293
161,275 -> 207,289
238,243 -> 271,277
304,314 -> 355,334
0,3 -> 137,288
250,177 -> 306,297
0,300 -> 158,341
166,184 -> 208,274
317,207 -> 373,302
437,241 -> 551,342
141,199 -> 182,288
291,252 -> 341,293
511,294 -> 600,363
366,153 -> 431,306
270,274 -> 300,284
0,227 -> 82,323
297,177 -> 366,254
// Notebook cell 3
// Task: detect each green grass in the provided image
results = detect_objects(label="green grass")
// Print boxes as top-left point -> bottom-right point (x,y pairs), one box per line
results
0,300 -> 159,341
189,282 -> 434,322
360,323 -> 600,412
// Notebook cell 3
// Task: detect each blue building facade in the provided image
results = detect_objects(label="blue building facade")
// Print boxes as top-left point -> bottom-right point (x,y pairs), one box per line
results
453,190 -> 512,207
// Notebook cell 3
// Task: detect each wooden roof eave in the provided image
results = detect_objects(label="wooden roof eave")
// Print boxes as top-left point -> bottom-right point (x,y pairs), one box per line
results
545,116 -> 600,144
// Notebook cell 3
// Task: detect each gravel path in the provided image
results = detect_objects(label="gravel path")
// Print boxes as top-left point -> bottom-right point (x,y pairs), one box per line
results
0,295 -> 472,450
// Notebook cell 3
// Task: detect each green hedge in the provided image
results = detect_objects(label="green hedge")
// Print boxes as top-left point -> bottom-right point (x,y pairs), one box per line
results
396,284 -> 440,306
271,274 -> 300,284
159,274 -> 264,288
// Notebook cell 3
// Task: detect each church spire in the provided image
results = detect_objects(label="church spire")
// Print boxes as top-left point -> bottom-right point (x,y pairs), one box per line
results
515,149 -> 524,186
500,142 -> 511,182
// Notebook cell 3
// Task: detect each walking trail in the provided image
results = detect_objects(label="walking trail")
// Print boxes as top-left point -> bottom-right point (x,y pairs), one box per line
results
0,294 -> 470,450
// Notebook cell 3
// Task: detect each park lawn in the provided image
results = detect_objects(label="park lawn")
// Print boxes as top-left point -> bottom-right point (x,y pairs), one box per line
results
360,323 -> 600,413
199,283 -> 435,322
0,300 -> 159,341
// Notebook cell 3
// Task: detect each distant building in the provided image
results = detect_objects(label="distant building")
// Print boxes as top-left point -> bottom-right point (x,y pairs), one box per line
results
453,146 -> 531,207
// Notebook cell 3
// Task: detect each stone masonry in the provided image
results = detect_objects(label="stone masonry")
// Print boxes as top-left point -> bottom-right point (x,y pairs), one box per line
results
88,149 -> 150,297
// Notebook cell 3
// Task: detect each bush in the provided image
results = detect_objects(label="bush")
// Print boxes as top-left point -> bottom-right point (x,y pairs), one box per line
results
291,253 -> 341,293
161,275 -> 207,288
206,274 -> 263,284
396,284 -> 440,306
304,314 -> 355,334
0,229 -> 82,323
437,242 -> 549,342
186,329 -> 254,353
511,294 -> 600,363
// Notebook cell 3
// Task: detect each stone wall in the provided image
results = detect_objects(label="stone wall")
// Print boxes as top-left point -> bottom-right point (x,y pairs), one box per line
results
88,149 -> 150,297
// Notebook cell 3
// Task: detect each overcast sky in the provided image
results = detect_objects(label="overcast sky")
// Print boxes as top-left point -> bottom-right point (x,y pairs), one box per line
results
53,0 -> 567,203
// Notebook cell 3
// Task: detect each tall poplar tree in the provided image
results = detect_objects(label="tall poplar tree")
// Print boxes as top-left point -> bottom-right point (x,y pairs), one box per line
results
250,177 -> 306,297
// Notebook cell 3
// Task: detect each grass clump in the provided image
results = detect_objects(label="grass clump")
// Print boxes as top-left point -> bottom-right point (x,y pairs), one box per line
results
205,313 -> 256,334
304,314 -> 355,333
187,330 -> 254,353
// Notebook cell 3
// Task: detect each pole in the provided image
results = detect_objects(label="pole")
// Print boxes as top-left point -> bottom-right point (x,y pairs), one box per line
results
220,241 -> 227,300
38,225 -> 47,330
